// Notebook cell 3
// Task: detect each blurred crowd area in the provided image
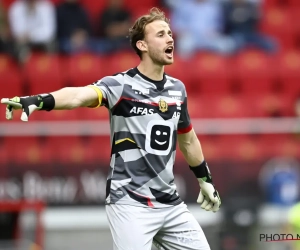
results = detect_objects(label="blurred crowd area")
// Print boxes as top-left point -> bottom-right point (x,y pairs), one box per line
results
0,0 -> 283,60
0,0 -> 294,58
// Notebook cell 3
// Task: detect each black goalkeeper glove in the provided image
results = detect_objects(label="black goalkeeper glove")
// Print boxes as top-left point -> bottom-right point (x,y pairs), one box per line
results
1,94 -> 55,121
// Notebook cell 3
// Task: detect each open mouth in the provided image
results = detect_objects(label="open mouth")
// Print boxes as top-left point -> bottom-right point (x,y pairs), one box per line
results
165,46 -> 174,58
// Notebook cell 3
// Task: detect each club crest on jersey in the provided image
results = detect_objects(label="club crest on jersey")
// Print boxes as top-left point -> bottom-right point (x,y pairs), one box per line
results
158,98 -> 168,113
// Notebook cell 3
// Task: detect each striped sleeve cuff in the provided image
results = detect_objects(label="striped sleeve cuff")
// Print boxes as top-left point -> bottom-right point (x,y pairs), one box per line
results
177,124 -> 193,134
87,86 -> 103,108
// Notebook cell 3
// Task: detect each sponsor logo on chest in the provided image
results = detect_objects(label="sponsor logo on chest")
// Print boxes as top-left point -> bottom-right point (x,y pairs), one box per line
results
130,107 -> 154,115
128,96 -> 181,119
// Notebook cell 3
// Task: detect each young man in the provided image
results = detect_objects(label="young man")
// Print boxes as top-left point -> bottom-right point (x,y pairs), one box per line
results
1,8 -> 221,250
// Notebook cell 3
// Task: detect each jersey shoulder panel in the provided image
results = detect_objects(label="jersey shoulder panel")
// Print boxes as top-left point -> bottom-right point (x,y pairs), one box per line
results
165,74 -> 185,87
165,74 -> 187,94
91,72 -> 131,109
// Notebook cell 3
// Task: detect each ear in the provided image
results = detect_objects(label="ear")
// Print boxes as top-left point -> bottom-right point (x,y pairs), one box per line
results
136,40 -> 147,53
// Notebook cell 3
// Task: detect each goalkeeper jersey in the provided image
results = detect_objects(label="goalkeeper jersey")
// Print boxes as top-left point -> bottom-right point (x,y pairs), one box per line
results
90,67 -> 192,208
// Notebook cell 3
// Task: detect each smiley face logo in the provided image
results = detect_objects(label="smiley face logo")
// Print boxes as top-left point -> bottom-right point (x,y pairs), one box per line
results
150,125 -> 171,151
146,120 -> 174,155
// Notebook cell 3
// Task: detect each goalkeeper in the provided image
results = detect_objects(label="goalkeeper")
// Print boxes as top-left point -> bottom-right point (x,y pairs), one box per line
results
1,7 -> 221,250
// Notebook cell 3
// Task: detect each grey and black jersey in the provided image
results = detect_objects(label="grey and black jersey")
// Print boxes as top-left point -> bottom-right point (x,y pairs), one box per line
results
90,67 -> 192,208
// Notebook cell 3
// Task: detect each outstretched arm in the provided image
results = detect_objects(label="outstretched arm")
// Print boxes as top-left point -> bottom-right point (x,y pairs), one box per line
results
50,86 -> 100,109
1,86 -> 102,121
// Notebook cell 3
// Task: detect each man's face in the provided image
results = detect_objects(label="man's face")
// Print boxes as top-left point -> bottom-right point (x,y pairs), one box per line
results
143,20 -> 174,65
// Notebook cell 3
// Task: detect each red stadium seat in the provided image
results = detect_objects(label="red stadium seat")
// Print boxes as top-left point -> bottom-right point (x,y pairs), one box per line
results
0,104 -> 6,122
283,80 -> 300,100
290,9 -> 300,40
226,135 -> 261,161
84,136 -> 111,163
42,109 -> 81,121
0,137 -> 9,165
188,94 -> 247,118
80,0 -> 107,22
2,0 -> 15,8
213,95 -> 247,118
259,8 -> 296,49
48,0 -> 62,5
277,51 -> 300,98
217,134 -> 285,161
240,136 -> 264,161
207,135 -> 236,160
259,134 -> 293,158
206,134 -> 289,162
129,4 -> 162,21
232,50 -> 277,94
106,51 -> 139,75
124,0 -> 159,10
23,53 -> 65,94
239,94 -> 269,117
189,52 -> 233,95
287,0 -> 300,8
262,0 -> 288,10
79,107 -> 109,120
190,92 -> 295,118
0,53 -> 23,121
275,50 -> 300,95
280,135 -> 300,158
0,54 -> 23,98
251,93 -> 294,117
4,137 -> 41,164
276,50 -> 300,79
198,135 -> 226,160
66,53 -> 106,87
42,136 -> 111,164
42,136 -> 85,163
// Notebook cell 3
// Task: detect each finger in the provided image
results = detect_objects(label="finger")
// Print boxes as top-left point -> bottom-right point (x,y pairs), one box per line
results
204,202 -> 213,211
197,191 -> 204,204
212,200 -> 221,212
21,105 -> 39,122
21,109 -> 28,122
1,98 -> 9,104
5,105 -> 13,120
1,98 -> 22,109
208,191 -> 218,203
200,197 -> 209,209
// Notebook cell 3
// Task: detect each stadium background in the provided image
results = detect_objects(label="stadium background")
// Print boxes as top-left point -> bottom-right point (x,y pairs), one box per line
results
0,0 -> 300,249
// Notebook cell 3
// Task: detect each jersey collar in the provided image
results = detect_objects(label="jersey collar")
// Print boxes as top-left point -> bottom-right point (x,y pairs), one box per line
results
133,67 -> 167,90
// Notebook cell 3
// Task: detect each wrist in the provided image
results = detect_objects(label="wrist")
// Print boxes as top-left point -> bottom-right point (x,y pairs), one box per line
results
37,94 -> 55,111
197,178 -> 205,187
197,178 -> 205,184
189,160 -> 213,184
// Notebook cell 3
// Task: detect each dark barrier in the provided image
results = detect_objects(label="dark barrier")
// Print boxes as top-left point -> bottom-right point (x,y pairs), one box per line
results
1,158 -> 294,206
